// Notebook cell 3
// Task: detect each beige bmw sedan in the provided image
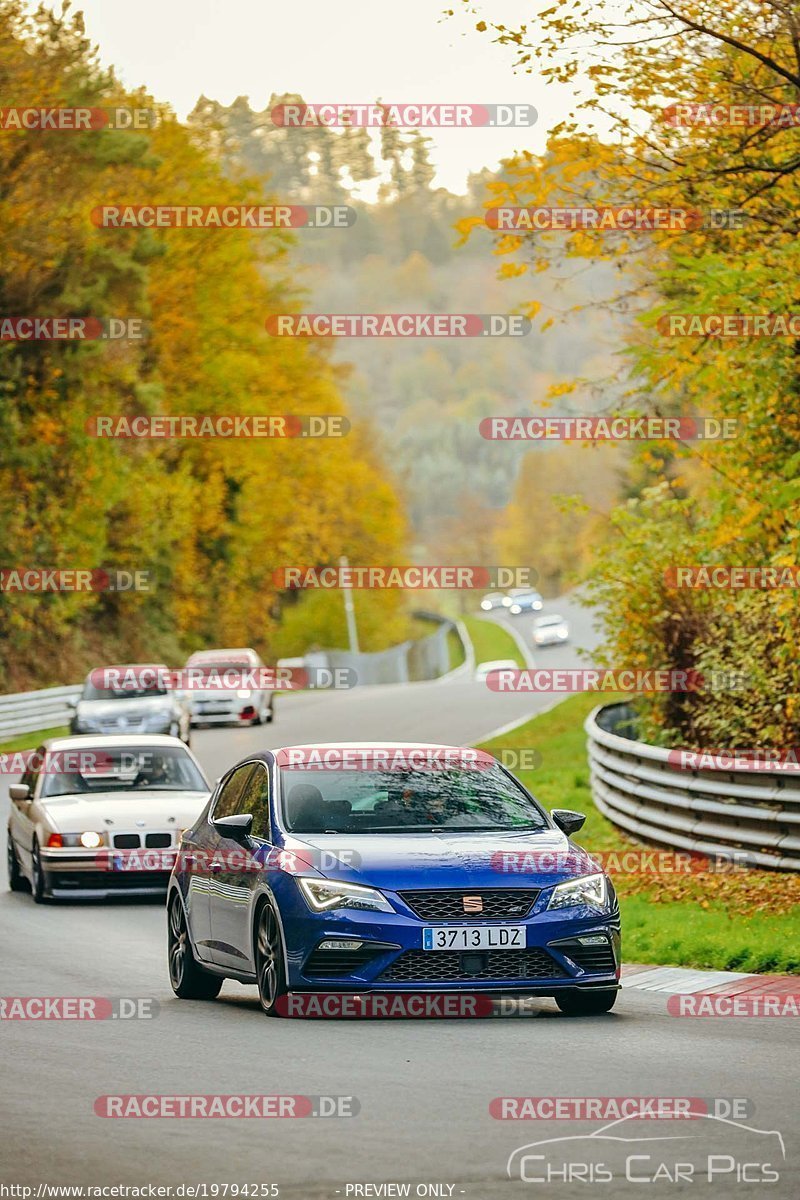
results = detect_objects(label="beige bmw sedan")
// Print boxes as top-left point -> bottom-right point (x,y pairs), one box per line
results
6,735 -> 211,902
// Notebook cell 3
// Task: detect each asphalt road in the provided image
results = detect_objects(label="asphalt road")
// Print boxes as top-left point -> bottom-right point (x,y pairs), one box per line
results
1,599 -> 796,1197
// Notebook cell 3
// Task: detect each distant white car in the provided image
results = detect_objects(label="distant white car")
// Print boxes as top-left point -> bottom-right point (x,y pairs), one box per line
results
6,735 -> 211,901
185,647 -> 274,727
532,614 -> 570,647
474,658 -> 519,681
479,592 -> 506,612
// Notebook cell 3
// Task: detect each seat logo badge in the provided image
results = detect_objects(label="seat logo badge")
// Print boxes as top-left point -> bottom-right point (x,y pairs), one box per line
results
463,895 -> 483,913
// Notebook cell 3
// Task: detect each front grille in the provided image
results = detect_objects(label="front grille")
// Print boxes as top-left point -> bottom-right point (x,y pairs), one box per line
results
553,939 -> 616,974
113,834 -> 141,849
399,888 -> 539,921
145,833 -> 172,848
380,948 -> 565,984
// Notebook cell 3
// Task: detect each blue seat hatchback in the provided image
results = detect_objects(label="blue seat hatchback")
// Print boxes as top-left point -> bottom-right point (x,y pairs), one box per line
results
167,743 -> 620,1016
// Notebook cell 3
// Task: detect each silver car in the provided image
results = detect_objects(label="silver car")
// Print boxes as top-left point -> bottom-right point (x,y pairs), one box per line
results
185,647 -> 274,727
6,735 -> 210,901
69,663 -> 191,743
532,614 -> 570,647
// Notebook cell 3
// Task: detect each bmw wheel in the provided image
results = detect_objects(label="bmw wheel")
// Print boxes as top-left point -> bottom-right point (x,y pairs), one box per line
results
167,893 -> 222,1000
7,833 -> 28,893
255,900 -> 288,1016
31,837 -> 49,904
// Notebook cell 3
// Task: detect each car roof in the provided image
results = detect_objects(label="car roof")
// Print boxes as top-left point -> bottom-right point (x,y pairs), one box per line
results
185,648 -> 259,663
38,734 -> 190,751
535,613 -> 564,624
273,740 -> 475,755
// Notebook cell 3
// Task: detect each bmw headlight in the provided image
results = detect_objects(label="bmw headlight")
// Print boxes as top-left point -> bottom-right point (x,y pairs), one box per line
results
297,877 -> 394,914
547,873 -> 607,911
56,832 -> 107,848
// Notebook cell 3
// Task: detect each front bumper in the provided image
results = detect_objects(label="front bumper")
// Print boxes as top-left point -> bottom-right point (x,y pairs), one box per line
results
276,883 -> 620,993
40,846 -> 176,898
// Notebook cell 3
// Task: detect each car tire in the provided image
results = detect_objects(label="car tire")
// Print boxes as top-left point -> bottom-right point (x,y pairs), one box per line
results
254,899 -> 288,1016
7,833 -> 29,893
31,837 -> 49,904
167,893 -> 223,1000
556,989 -> 617,1016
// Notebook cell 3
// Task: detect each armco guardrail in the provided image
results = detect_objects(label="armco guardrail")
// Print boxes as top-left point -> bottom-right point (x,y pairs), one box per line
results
586,701 -> 800,871
0,684 -> 81,742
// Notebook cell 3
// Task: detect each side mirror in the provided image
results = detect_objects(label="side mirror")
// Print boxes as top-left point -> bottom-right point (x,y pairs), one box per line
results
213,813 -> 254,842
10,783 -> 31,802
551,808 -> 586,835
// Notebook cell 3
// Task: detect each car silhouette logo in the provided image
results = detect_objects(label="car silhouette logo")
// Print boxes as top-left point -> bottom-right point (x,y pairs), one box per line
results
463,895 -> 483,913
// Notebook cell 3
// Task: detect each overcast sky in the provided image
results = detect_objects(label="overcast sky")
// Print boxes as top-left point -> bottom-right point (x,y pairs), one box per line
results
43,0 -> 595,193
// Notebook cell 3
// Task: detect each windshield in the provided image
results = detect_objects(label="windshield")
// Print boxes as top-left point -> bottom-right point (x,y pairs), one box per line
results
40,747 -> 207,797
81,683 -> 168,701
280,766 -> 547,834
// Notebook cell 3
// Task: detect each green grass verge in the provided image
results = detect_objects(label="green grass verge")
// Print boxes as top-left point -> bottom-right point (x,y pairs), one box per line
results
446,625 -> 467,672
477,692 -> 800,975
0,726 -> 69,754
463,615 -> 525,669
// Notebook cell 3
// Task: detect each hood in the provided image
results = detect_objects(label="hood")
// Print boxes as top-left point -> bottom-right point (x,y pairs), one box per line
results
76,697 -> 172,720
41,789 -> 209,834
279,827 -> 599,890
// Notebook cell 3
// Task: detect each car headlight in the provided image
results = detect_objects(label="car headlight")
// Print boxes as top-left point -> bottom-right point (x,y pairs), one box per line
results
237,689 -> 252,699
480,600 -> 491,611
510,605 -> 521,614
54,832 -> 107,848
547,873 -> 607,911
297,877 -> 394,914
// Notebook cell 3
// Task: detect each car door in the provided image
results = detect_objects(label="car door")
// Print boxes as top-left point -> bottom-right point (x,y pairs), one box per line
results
186,763 -> 256,961
209,762 -> 272,970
